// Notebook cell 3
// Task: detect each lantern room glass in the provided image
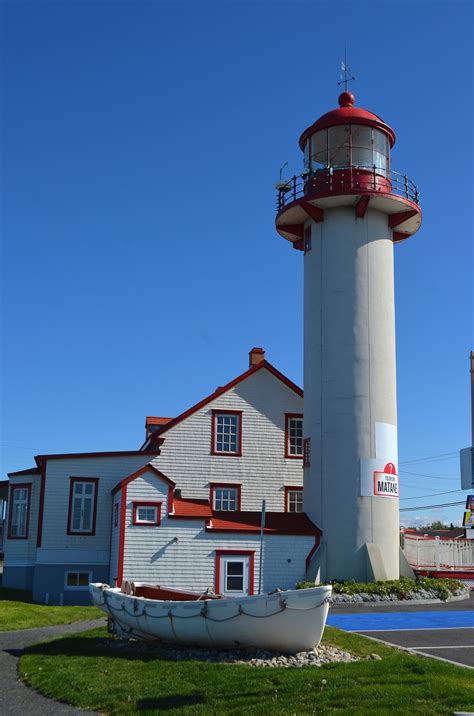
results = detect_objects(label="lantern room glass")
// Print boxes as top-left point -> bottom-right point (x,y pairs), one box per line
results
305,126 -> 390,177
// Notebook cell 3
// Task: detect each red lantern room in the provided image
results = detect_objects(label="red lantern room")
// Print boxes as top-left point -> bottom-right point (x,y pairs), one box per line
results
275,92 -> 422,248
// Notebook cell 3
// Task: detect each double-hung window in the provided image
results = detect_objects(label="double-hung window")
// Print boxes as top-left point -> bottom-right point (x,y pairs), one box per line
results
211,410 -> 242,456
285,414 -> 303,458
285,486 -> 303,513
67,478 -> 98,535
211,484 -> 241,511
8,484 -> 31,539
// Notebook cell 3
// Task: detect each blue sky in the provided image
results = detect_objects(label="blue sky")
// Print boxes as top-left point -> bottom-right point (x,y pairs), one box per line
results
1,1 -> 473,526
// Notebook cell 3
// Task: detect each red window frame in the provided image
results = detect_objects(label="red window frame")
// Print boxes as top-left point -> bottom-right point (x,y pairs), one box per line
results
214,549 -> 255,596
285,413 -> 304,459
132,501 -> 162,526
7,483 -> 32,540
284,485 -> 303,513
210,483 -> 242,512
211,410 -> 243,456
67,477 -> 99,536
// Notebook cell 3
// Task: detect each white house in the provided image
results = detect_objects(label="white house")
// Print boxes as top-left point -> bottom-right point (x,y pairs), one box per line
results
3,348 -> 320,604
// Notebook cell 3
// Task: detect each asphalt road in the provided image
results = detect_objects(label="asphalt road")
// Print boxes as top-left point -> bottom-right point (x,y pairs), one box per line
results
328,593 -> 474,669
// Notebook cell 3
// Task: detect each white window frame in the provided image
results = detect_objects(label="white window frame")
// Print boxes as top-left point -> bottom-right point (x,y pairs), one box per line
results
8,485 -> 31,539
212,411 -> 242,455
64,570 -> 92,591
212,486 -> 239,511
287,489 -> 303,513
68,479 -> 98,535
286,415 -> 303,457
220,556 -> 249,595
136,505 -> 158,524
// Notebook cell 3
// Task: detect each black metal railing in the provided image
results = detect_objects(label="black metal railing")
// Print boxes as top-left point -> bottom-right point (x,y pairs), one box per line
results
276,166 -> 420,212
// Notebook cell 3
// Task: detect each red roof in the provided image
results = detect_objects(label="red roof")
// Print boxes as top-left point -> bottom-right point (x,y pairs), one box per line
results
147,360 -> 302,445
299,92 -> 396,150
207,511 -> 320,536
172,497 -> 213,518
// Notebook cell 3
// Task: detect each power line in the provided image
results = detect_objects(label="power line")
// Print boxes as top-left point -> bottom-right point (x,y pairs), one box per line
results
399,470 -> 458,480
399,452 -> 458,466
400,489 -> 466,501
400,500 -> 465,512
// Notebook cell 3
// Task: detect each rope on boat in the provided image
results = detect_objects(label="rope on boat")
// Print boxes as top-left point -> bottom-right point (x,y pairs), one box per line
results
98,588 -> 331,625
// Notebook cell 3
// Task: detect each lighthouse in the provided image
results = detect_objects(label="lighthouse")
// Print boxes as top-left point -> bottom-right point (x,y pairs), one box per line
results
276,90 -> 422,581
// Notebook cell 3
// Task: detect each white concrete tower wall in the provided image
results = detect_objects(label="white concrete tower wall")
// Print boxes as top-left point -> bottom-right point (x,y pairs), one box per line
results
303,206 -> 399,581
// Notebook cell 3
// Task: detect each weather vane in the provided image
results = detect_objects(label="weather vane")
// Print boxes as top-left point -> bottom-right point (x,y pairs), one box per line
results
337,50 -> 355,92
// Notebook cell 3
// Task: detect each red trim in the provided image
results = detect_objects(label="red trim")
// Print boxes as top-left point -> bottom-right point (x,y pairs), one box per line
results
284,485 -> 303,512
168,485 -> 174,515
215,550 -> 255,596
7,483 -> 32,539
117,485 -> 127,587
66,477 -> 99,536
277,224 -> 304,240
355,194 -> 370,218
111,464 -> 175,495
388,209 -> 418,229
132,501 -> 162,526
34,450 -> 160,465
211,410 -> 243,457
210,483 -> 242,511
7,467 -> 41,477
301,202 -> 324,223
284,413 -> 304,459
305,536 -> 320,572
293,238 -> 304,251
36,461 -> 46,547
392,231 -> 410,243
148,361 -> 302,442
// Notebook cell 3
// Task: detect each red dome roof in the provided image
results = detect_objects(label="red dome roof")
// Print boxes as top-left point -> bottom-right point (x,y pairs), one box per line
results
299,92 -> 396,150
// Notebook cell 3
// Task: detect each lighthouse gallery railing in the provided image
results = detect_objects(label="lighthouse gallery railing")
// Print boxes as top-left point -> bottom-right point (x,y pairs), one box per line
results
276,166 -> 420,212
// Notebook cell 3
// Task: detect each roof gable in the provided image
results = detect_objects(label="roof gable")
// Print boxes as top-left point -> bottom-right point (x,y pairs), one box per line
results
111,464 -> 175,495
148,360 -> 302,445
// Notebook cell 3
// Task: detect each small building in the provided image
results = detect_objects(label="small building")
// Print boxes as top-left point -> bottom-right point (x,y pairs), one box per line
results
3,348 -> 321,604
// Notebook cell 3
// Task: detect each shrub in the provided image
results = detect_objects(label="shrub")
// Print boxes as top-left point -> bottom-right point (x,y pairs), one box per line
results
295,577 -> 464,601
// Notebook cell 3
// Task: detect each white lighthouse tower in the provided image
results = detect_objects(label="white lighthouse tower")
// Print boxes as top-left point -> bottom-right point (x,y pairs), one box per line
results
276,90 -> 422,581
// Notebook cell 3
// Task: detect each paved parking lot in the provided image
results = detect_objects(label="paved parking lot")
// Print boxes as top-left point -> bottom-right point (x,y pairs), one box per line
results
327,593 -> 474,668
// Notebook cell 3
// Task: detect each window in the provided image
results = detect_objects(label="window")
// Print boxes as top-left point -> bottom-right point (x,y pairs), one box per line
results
8,484 -> 31,539
211,410 -> 242,456
64,571 -> 91,590
303,437 -> 311,467
285,414 -> 303,458
285,486 -> 303,513
304,225 -> 312,253
211,483 -> 241,511
132,502 -> 162,526
114,502 -> 119,528
215,550 -> 254,595
67,478 -> 99,535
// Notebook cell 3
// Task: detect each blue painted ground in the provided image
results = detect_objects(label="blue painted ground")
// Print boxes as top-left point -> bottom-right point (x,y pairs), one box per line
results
327,610 -> 474,631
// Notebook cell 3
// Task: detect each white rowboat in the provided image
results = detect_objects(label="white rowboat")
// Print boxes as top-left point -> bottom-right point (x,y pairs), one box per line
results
89,582 -> 332,653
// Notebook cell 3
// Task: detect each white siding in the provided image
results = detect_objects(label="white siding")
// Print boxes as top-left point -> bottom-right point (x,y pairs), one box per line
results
152,368 -> 303,510
3,476 -> 39,565
123,472 -> 313,592
38,455 -> 154,561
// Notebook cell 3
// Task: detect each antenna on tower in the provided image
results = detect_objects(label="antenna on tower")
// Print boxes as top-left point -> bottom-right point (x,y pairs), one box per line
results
337,47 -> 355,91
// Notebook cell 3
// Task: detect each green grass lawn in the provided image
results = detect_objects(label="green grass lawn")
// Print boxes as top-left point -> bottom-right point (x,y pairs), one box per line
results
19,626 -> 474,715
0,587 -> 102,631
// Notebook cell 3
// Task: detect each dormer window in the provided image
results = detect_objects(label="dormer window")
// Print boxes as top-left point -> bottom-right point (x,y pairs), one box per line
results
211,410 -> 242,456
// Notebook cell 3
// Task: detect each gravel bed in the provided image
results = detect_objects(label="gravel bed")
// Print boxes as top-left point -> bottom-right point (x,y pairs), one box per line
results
104,638 -> 362,667
331,587 -> 469,603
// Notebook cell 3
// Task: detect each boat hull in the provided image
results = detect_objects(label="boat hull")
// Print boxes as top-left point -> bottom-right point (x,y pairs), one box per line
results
89,583 -> 332,653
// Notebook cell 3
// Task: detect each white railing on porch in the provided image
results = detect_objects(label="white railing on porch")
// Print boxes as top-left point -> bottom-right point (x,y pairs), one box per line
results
403,534 -> 474,571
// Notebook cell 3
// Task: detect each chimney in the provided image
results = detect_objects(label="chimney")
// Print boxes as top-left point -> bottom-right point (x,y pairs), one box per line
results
249,347 -> 265,368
